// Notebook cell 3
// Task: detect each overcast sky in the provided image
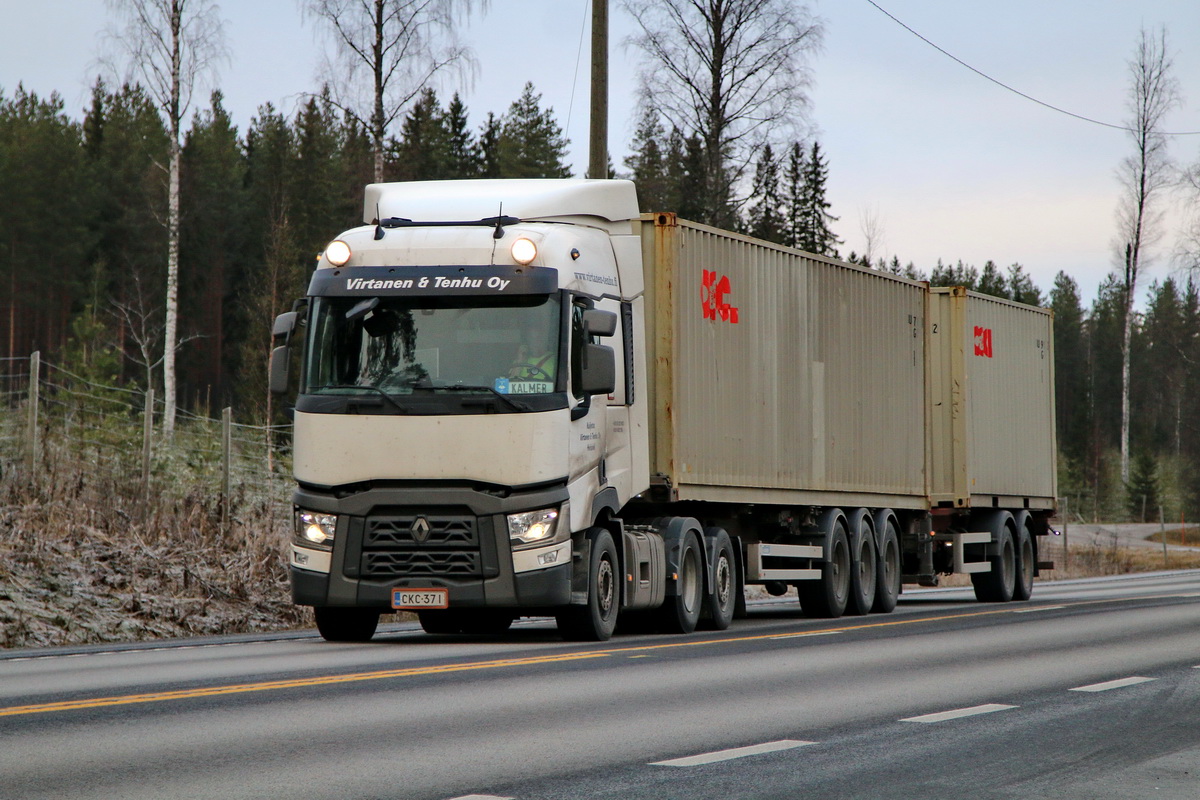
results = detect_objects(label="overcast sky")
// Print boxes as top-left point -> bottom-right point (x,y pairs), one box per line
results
3,0 -> 1199,305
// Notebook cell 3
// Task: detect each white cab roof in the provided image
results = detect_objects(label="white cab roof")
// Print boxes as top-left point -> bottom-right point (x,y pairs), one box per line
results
363,179 -> 639,226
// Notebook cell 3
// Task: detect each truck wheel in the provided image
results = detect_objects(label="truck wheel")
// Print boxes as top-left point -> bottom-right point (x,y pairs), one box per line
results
557,528 -> 620,641
872,516 -> 902,614
314,607 -> 380,642
1013,521 -> 1035,601
417,610 -> 462,634
846,511 -> 877,616
657,530 -> 704,634
797,520 -> 850,618
971,524 -> 1016,603
700,530 -> 737,631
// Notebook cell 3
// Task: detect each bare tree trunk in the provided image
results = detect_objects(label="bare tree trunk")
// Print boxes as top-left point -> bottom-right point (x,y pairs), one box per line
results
1115,27 -> 1179,483
105,0 -> 226,438
304,0 -> 483,187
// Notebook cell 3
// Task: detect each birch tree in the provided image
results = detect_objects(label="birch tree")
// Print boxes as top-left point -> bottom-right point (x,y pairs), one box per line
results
1114,26 -> 1180,482
303,0 -> 484,184
623,0 -> 823,229
104,0 -> 227,439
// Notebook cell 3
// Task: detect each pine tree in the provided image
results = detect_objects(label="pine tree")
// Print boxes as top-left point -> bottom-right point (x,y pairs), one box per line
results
496,82 -> 571,178
625,107 -> 670,212
1008,264 -> 1043,306
180,90 -> 247,405
1125,451 -> 1160,521
783,141 -> 804,249
795,141 -> 840,256
477,112 -> 500,178
746,144 -> 785,244
930,260 -> 978,290
443,93 -> 478,178
0,85 -> 94,360
976,261 -> 1008,298
1050,271 -> 1090,510
676,131 -> 709,222
392,87 -> 447,181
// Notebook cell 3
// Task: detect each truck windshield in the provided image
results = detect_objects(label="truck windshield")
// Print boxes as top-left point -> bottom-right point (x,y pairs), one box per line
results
302,294 -> 562,400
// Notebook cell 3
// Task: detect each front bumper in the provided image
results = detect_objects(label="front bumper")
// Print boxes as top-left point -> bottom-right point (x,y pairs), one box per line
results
289,480 -> 572,611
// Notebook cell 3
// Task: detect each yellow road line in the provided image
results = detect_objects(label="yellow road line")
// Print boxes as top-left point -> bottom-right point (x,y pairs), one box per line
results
5,593 -> 1194,719
0,651 -> 609,718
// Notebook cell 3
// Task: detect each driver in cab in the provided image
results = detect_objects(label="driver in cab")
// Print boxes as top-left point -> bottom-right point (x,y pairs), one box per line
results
508,323 -> 557,385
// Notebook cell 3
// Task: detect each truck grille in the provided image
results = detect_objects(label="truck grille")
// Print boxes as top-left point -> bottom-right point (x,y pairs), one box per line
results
365,514 -> 476,547
362,550 -> 481,577
359,512 -> 484,579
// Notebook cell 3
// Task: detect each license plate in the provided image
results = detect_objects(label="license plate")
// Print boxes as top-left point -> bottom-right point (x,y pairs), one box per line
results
392,588 -> 449,609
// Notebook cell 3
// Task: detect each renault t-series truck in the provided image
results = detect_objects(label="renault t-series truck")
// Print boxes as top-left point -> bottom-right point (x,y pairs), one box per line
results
269,179 -> 1057,642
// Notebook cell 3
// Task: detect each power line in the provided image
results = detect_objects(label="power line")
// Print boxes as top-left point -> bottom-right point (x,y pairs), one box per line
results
863,0 -> 1200,136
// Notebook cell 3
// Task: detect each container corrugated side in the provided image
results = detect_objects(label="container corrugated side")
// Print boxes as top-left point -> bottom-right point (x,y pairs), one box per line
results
928,288 -> 1057,508
640,214 -> 928,508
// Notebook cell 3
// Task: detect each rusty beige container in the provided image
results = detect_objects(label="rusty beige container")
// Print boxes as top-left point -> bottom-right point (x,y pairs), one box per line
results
639,213 -> 929,509
927,287 -> 1057,509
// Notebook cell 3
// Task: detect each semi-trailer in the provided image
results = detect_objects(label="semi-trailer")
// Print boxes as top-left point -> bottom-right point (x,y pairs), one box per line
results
270,178 -> 1057,642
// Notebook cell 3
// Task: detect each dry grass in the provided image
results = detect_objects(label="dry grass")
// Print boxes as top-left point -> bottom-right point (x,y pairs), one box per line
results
0,418 -> 311,649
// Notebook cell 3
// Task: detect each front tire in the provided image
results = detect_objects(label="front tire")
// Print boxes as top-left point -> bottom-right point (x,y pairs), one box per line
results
557,528 -> 620,641
314,607 -> 380,642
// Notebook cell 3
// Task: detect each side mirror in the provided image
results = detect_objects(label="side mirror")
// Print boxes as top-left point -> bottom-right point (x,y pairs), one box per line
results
272,310 -> 298,342
269,345 -> 290,396
578,343 -> 616,396
582,308 -> 617,337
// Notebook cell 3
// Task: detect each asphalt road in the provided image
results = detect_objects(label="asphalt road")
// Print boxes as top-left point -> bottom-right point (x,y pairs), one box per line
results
2,572 -> 1199,800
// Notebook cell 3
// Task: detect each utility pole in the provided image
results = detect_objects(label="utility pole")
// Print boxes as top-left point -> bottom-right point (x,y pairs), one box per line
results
589,0 -> 608,179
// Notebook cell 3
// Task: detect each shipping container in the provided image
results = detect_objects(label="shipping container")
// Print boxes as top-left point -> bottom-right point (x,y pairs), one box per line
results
927,287 -> 1057,510
640,213 -> 929,510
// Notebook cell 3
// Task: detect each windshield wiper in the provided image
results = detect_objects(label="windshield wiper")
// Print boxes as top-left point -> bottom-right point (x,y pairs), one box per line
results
413,384 -> 531,412
318,384 -> 409,414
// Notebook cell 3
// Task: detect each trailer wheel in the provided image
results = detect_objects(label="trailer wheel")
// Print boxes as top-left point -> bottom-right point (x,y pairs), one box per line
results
971,523 -> 1016,603
797,519 -> 850,618
700,530 -> 737,630
1013,520 -> 1035,601
557,528 -> 620,641
872,515 -> 902,614
314,607 -> 380,642
846,510 -> 877,616
657,530 -> 704,634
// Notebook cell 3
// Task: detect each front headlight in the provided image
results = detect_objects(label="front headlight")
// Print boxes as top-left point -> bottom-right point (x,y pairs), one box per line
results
508,507 -> 564,549
295,510 -> 337,550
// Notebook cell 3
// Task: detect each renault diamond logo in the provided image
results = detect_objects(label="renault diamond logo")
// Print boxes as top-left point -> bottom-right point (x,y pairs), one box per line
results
410,516 -> 431,544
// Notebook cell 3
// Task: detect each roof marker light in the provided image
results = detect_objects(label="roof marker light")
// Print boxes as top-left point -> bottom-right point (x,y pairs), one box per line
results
325,240 -> 352,267
511,237 -> 537,266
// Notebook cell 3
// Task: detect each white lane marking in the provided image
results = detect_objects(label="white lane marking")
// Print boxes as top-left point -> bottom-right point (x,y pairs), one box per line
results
1012,605 -> 1066,613
447,795 -> 514,800
1070,676 -> 1156,693
901,704 -> 1017,724
652,739 -> 816,767
769,631 -> 844,641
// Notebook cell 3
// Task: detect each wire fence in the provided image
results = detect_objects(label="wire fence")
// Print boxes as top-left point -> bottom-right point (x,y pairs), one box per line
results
0,352 -> 293,536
